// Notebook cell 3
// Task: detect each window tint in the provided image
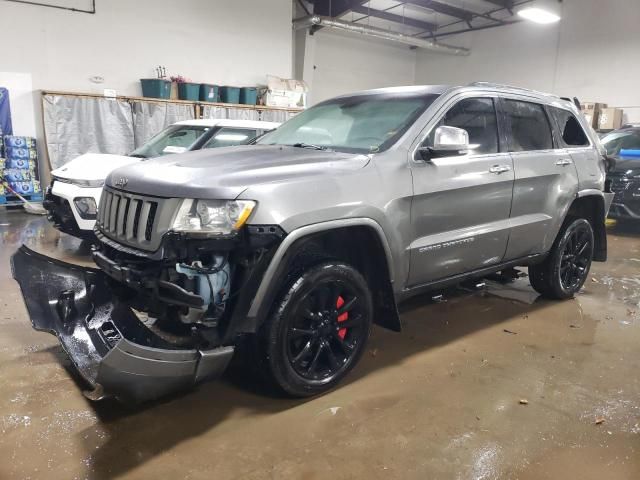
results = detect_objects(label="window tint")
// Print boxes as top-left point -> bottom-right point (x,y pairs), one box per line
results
504,100 -> 554,152
203,128 -> 258,149
427,98 -> 499,154
551,108 -> 589,147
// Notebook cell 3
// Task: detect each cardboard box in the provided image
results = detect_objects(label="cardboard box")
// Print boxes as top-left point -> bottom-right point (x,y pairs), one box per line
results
582,111 -> 597,129
582,102 -> 607,113
264,75 -> 308,109
598,108 -> 624,130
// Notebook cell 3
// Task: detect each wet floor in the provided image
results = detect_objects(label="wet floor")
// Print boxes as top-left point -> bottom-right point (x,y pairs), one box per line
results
1,210 -> 640,479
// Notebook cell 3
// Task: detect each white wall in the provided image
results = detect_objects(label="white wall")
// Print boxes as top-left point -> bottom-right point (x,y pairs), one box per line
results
1,0 -> 293,141
415,0 -> 640,122
3,0 -> 292,95
307,30 -> 417,104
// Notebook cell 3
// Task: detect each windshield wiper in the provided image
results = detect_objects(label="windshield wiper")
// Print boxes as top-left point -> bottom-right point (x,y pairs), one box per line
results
291,142 -> 328,151
129,153 -> 148,159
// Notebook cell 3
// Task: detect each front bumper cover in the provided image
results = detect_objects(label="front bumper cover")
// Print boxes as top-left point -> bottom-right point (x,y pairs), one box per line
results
11,246 -> 234,403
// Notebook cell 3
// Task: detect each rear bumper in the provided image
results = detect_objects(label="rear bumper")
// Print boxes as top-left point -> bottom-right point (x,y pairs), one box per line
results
11,246 -> 234,403
608,202 -> 640,220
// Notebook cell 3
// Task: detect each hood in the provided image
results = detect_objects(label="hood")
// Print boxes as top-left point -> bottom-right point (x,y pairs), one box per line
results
51,153 -> 139,181
105,145 -> 370,199
610,155 -> 640,177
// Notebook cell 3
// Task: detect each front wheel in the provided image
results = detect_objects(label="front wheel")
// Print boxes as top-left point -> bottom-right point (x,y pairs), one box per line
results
258,261 -> 373,397
529,218 -> 594,300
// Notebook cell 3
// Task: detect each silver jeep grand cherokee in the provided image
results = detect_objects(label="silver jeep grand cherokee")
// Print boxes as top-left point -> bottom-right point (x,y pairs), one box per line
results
13,83 -> 614,402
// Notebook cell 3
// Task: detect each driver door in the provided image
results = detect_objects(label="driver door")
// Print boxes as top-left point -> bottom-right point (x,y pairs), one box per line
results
408,96 -> 514,286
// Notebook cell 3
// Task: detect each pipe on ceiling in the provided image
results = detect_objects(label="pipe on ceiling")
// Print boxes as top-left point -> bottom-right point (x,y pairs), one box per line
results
293,15 -> 470,56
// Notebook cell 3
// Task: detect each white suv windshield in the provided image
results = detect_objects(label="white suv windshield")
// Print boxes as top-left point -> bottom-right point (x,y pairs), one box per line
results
257,93 -> 440,154
130,125 -> 210,158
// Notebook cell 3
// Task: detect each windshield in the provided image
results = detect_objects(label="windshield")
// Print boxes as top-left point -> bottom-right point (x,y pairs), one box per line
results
256,93 -> 441,154
601,130 -> 640,157
130,125 -> 211,158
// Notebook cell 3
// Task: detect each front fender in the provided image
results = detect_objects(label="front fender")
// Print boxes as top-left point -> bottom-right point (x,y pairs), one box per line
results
246,218 -> 399,329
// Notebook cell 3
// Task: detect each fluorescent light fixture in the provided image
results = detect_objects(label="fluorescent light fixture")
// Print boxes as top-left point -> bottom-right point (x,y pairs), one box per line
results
518,7 -> 561,24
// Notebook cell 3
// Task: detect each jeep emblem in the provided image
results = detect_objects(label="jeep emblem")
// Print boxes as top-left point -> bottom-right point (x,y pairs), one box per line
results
115,177 -> 128,188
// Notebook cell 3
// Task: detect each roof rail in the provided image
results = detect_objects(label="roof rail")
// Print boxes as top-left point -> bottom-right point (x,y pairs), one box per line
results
468,81 -> 560,99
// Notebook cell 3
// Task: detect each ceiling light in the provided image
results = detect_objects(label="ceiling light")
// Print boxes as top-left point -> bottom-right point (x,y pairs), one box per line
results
518,7 -> 561,24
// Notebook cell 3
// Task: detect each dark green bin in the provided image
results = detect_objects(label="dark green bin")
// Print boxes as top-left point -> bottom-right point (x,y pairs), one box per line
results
178,82 -> 201,101
140,79 -> 171,99
220,86 -> 241,104
200,84 -> 219,102
240,87 -> 258,105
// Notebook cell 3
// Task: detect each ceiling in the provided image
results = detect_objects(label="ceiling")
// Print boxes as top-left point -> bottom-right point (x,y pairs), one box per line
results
305,0 -> 535,40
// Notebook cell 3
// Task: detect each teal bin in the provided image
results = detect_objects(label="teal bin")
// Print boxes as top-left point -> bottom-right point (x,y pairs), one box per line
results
178,82 -> 201,101
140,79 -> 171,99
220,86 -> 241,104
200,84 -> 219,102
240,87 -> 258,105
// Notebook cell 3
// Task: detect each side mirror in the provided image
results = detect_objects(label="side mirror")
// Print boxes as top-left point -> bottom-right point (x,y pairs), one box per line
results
416,126 -> 470,161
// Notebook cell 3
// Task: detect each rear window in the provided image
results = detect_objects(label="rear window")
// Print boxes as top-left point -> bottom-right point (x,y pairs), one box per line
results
551,108 -> 589,147
504,100 -> 554,152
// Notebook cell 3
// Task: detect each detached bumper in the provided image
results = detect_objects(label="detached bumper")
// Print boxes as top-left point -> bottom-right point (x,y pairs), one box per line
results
11,246 -> 234,403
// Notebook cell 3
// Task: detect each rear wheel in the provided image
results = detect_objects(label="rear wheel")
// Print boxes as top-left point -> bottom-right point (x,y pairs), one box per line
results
258,261 -> 373,397
529,218 -> 594,300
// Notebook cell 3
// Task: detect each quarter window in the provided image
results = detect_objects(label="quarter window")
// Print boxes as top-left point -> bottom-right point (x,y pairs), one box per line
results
428,98 -> 499,154
551,108 -> 589,147
504,100 -> 554,152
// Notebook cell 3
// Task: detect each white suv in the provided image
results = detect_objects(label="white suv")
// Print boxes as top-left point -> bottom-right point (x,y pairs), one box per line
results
44,119 -> 279,238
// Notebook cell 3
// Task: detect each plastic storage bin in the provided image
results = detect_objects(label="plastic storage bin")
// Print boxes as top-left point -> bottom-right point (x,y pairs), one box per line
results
239,87 -> 258,105
220,86 -> 241,104
200,84 -> 219,102
177,82 -> 201,101
140,79 -> 171,99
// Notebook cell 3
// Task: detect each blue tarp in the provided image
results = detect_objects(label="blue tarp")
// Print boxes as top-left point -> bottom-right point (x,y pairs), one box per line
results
620,149 -> 640,158
0,87 -> 12,136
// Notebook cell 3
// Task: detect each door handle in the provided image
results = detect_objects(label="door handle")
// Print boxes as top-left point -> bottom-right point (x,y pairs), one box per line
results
489,165 -> 511,174
556,159 -> 573,166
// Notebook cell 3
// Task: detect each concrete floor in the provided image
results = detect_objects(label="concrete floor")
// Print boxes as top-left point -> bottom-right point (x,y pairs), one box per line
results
1,210 -> 640,480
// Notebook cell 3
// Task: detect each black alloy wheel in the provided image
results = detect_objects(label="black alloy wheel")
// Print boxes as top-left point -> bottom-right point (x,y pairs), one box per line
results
259,261 -> 373,397
558,221 -> 593,291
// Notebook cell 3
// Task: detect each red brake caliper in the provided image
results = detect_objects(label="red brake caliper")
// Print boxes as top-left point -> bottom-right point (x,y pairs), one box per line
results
336,296 -> 348,340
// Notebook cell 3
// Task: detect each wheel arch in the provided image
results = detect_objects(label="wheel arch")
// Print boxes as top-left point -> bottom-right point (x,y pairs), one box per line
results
247,219 -> 401,332
567,191 -> 608,262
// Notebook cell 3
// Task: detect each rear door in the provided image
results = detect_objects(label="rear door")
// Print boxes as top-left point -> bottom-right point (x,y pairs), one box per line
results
501,97 -> 579,260
408,95 -> 514,286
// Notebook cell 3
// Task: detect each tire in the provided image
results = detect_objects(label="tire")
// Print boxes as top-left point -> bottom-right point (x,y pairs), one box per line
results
258,261 -> 373,397
529,218 -> 594,300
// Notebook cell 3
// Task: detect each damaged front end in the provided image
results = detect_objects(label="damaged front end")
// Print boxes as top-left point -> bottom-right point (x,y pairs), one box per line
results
11,246 -> 236,403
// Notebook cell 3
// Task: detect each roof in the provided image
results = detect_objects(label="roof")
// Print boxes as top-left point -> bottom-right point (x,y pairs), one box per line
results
174,119 -> 281,129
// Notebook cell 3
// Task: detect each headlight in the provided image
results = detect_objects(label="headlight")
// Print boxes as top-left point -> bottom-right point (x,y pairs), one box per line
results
53,176 -> 105,188
73,197 -> 98,219
171,199 -> 256,235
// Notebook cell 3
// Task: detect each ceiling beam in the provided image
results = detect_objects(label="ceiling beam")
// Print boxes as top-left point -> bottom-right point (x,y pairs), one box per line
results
483,0 -> 515,9
404,0 -> 475,22
351,5 -> 438,31
311,0 -> 368,17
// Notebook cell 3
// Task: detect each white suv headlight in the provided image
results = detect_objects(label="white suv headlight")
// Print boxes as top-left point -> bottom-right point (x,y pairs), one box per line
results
171,199 -> 256,235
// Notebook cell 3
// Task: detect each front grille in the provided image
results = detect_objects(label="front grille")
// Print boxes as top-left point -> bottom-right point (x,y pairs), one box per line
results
98,189 -> 158,243
96,187 -> 181,252
609,177 -> 631,194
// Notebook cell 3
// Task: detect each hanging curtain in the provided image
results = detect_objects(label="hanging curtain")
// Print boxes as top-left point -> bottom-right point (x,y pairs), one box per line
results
131,101 -> 195,148
43,94 -> 135,169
